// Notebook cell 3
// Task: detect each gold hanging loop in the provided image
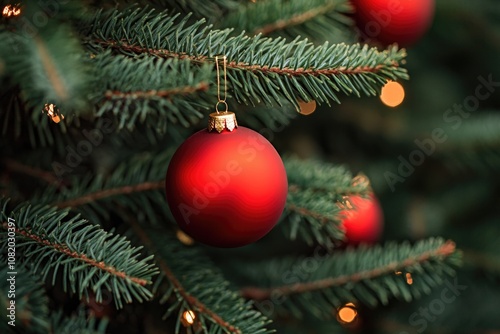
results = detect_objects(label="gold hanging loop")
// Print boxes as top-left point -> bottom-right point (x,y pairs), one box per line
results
208,55 -> 237,133
215,55 -> 228,113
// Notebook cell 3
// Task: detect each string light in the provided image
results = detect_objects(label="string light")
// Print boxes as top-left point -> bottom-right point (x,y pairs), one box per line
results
297,100 -> 317,115
336,302 -> 358,324
405,272 -> 413,285
395,271 -> 414,285
42,103 -> 64,123
2,4 -> 21,17
176,229 -> 195,246
380,81 -> 405,107
181,310 -> 196,327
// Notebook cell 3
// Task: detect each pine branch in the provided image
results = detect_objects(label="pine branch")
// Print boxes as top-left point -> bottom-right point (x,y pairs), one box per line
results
221,0 -> 355,43
0,24 -> 91,118
50,307 -> 108,334
282,158 -> 371,246
43,152 -> 370,248
285,158 -> 370,196
42,150 -> 371,248
127,220 -> 273,334
238,238 -> 460,318
104,82 -> 209,99
252,2 -> 346,35
242,240 -> 456,298
91,54 -> 214,131
0,199 -> 158,308
149,0 -> 239,22
54,181 -> 164,208
35,150 -> 172,226
3,158 -> 60,186
34,36 -> 69,102
82,7 -> 408,110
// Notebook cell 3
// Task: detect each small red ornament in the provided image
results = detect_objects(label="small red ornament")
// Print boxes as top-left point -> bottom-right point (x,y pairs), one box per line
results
340,194 -> 383,244
165,112 -> 288,248
352,0 -> 435,46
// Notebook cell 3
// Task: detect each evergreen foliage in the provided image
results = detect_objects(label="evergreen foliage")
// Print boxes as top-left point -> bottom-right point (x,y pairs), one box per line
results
0,199 -> 158,309
82,6 -> 408,110
283,157 -> 370,245
146,230 -> 274,334
221,0 -> 355,43
238,238 -> 460,318
2,0 -> 494,333
0,263 -> 50,333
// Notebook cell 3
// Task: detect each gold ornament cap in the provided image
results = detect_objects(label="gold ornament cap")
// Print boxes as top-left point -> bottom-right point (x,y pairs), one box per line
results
208,111 -> 238,133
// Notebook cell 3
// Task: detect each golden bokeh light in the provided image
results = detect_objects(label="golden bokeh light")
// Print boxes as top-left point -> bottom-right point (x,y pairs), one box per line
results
176,229 -> 195,246
42,103 -> 65,123
181,310 -> 196,326
298,100 -> 317,115
380,81 -> 405,107
2,4 -> 21,17
337,303 -> 358,324
406,272 -> 413,285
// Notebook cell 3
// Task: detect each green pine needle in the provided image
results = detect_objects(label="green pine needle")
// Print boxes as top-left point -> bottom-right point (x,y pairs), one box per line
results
239,238 -> 461,319
0,199 -> 159,309
82,6 -> 408,110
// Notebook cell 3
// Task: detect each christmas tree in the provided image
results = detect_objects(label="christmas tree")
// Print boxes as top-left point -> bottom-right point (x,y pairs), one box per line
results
1,0 -> 498,333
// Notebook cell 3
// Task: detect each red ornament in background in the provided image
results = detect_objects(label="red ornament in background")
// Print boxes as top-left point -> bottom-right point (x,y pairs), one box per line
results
352,0 -> 435,46
340,194 -> 384,244
165,112 -> 288,248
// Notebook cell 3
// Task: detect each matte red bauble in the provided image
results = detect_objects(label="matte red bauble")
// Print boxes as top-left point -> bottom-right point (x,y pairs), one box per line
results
165,112 -> 288,248
340,194 -> 383,244
353,0 -> 435,46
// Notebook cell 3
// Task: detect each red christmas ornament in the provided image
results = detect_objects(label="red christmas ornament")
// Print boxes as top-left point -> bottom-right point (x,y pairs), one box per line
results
352,0 -> 435,46
340,194 -> 383,244
166,112 -> 288,248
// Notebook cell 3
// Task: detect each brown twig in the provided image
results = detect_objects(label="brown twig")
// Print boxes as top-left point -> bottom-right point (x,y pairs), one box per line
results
288,183 -> 366,196
127,219 -> 241,334
105,82 -> 209,100
91,38 -> 393,77
1,222 -> 148,286
54,180 -> 164,208
253,3 -> 338,36
3,159 -> 59,185
286,204 -> 335,224
35,36 -> 68,101
241,240 -> 456,300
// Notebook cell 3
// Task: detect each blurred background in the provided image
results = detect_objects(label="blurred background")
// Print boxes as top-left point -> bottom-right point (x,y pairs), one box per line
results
1,0 -> 500,333
275,0 -> 500,332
